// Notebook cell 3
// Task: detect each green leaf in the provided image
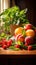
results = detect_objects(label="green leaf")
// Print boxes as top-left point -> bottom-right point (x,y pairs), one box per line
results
9,46 -> 20,51
9,46 -> 15,49
22,29 -> 26,37
20,8 -> 27,16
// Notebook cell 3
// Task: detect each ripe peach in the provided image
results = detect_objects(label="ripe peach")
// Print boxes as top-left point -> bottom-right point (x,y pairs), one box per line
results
26,29 -> 35,37
14,27 -> 23,35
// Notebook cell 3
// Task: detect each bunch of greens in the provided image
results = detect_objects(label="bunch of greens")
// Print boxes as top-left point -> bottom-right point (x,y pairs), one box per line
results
0,6 -> 29,32
0,6 -> 29,25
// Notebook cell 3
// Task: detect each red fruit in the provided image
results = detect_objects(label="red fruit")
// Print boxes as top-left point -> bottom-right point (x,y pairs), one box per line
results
2,39 -> 7,45
7,43 -> 10,47
28,45 -> 32,50
15,44 -> 20,48
9,39 -> 12,43
25,43 -> 28,46
18,36 -> 24,42
15,34 -> 21,40
24,24 -> 32,30
15,34 -> 24,42
7,40 -> 12,47
2,45 -> 7,49
25,36 -> 33,45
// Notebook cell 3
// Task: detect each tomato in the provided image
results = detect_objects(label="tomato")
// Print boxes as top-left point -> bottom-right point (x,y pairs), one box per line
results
25,43 -> 28,46
2,40 -> 7,45
28,45 -> 32,50
7,40 -> 12,47
2,45 -> 7,49
15,44 -> 20,48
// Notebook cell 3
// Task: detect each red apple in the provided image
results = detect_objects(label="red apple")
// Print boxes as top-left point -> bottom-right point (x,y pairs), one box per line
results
15,34 -> 24,42
25,36 -> 33,45
24,24 -> 32,30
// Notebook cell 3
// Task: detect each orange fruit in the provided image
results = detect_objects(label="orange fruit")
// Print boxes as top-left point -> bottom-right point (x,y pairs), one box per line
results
26,29 -> 35,37
14,27 -> 23,35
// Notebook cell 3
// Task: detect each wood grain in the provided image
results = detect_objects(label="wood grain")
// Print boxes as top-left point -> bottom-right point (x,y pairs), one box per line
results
0,48 -> 36,55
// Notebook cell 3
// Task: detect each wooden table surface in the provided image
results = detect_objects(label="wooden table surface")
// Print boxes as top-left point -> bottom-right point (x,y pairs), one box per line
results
0,48 -> 36,55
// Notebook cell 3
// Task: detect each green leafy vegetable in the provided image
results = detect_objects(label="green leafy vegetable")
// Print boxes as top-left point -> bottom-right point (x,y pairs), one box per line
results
0,6 -> 29,25
9,46 -> 20,51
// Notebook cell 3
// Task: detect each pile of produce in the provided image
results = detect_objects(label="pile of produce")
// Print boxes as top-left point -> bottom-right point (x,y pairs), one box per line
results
0,6 -> 36,51
0,24 -> 36,51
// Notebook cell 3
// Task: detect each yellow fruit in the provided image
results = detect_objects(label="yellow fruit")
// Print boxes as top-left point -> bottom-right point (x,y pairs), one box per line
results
15,27 -> 23,35
26,29 -> 35,37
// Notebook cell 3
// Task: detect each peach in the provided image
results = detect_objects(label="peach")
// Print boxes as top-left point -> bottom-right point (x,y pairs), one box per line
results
26,29 -> 35,37
14,27 -> 23,35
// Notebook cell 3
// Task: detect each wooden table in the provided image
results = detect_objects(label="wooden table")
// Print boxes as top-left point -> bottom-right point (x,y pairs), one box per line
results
0,48 -> 36,55
0,48 -> 36,65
